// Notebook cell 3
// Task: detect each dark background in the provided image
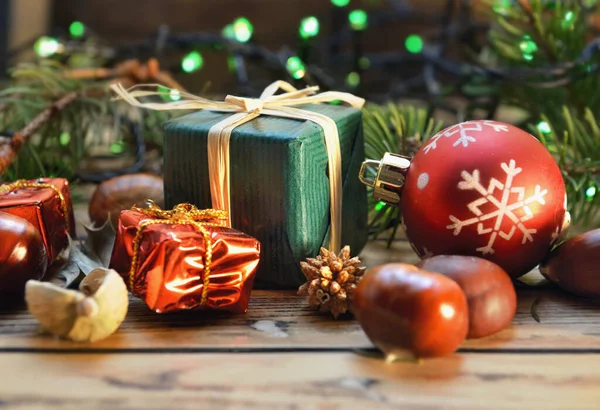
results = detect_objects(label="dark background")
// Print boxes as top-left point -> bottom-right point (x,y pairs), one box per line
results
0,0 -> 9,74
47,0 -> 454,93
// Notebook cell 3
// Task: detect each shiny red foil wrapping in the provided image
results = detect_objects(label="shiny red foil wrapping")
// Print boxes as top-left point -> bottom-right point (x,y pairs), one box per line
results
0,178 -> 75,265
109,208 -> 261,314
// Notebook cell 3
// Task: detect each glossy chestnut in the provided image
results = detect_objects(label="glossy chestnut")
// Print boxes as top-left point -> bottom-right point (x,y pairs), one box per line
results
540,228 -> 600,298
0,212 -> 48,303
418,255 -> 516,339
353,263 -> 468,359
89,173 -> 164,227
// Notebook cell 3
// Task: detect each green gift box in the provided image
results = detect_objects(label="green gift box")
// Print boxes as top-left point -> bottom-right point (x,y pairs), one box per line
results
162,103 -> 368,288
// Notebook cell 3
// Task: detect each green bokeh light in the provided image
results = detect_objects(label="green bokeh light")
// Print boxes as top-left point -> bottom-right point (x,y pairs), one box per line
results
586,186 -> 597,198
374,201 -> 386,211
222,24 -> 235,39
349,10 -> 368,31
331,0 -> 350,6
299,16 -> 320,39
169,89 -> 181,101
537,121 -> 551,134
69,21 -> 85,38
520,39 -> 538,54
110,142 -> 125,154
158,85 -> 170,101
181,51 -> 203,73
286,56 -> 306,80
493,0 -> 512,14
233,17 -> 254,43
523,54 -> 534,61
227,56 -> 237,72
34,36 -> 59,57
562,10 -> 575,29
346,71 -> 360,87
405,34 -> 424,54
564,11 -> 575,22
359,57 -> 370,70
59,132 -> 71,146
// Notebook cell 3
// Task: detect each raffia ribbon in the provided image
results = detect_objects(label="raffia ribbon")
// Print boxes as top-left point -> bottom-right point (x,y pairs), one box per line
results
129,201 -> 228,306
111,81 -> 365,253
0,179 -> 70,232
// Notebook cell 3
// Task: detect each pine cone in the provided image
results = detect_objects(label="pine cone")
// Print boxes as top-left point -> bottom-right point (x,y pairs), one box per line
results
298,246 -> 367,319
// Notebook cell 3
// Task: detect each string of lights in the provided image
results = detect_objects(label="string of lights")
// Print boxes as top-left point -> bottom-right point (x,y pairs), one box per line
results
2,1 -> 590,104
0,0 -> 592,149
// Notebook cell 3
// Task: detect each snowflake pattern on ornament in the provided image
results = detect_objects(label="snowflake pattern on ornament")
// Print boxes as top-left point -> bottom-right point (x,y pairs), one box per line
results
423,120 -> 509,154
446,160 -> 547,255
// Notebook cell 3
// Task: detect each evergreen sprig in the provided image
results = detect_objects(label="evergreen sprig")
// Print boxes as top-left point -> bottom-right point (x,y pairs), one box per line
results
363,103 -> 444,244
0,61 -> 169,181
484,0 -> 600,228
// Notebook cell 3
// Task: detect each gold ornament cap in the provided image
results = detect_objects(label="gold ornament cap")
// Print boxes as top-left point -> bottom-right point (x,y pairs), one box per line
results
359,152 -> 411,205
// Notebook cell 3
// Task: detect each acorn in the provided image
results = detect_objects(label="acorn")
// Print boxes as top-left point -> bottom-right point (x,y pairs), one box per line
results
417,255 -> 516,339
89,173 -> 164,227
539,228 -> 600,298
353,263 -> 468,360
0,212 -> 48,304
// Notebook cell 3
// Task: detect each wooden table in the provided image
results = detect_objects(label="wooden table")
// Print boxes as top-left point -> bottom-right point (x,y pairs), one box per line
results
0,199 -> 599,409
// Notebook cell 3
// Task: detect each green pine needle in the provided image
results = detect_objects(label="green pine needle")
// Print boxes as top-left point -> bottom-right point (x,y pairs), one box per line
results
0,61 -> 171,181
486,0 -> 600,230
363,103 -> 443,242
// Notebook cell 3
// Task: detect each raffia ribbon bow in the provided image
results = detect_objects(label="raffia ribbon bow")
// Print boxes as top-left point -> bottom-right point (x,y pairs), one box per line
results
129,201 -> 228,306
111,81 -> 365,253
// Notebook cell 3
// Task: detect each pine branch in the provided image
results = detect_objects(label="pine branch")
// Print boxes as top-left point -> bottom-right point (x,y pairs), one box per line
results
0,60 -> 178,181
363,103 -> 444,243
485,0 -> 600,228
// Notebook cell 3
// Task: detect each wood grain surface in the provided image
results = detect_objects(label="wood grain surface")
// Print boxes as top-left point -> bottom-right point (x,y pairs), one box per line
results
0,188 -> 597,409
0,353 -> 599,409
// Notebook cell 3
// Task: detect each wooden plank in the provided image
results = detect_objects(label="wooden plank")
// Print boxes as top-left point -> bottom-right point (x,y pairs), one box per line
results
0,352 -> 597,409
1,280 -> 600,351
1,190 -> 594,351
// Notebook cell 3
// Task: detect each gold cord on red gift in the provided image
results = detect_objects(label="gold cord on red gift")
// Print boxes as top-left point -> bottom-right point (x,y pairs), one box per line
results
0,179 -> 70,232
128,201 -> 227,307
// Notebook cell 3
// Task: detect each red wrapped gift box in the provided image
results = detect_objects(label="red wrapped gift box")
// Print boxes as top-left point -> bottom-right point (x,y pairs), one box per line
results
109,203 -> 261,314
0,178 -> 75,265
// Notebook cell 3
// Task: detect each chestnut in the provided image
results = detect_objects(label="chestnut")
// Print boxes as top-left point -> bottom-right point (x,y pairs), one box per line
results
0,212 -> 47,304
353,263 -> 468,359
540,228 -> 600,298
89,173 -> 164,227
417,255 -> 516,339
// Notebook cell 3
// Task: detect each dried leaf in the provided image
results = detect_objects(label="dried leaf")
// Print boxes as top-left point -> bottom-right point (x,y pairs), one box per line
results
48,236 -> 84,288
70,237 -> 104,276
82,219 -> 116,268
52,221 -> 117,288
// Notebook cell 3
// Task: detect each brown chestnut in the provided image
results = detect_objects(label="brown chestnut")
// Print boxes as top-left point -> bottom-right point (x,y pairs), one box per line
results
0,212 -> 48,303
89,173 -> 164,227
540,228 -> 600,298
417,255 -> 516,339
353,263 -> 468,359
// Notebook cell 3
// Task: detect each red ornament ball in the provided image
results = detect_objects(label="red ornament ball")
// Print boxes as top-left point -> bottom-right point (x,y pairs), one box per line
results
401,120 -> 568,278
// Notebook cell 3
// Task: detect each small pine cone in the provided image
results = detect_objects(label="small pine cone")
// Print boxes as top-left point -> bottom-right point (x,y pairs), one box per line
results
298,246 -> 367,320
320,266 -> 333,280
331,260 -> 343,272
338,270 -> 349,285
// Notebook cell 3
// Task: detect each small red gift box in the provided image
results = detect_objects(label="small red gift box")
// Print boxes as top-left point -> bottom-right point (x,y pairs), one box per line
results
0,178 -> 75,265
109,203 -> 261,314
